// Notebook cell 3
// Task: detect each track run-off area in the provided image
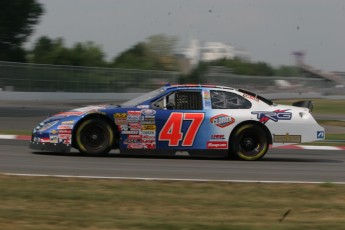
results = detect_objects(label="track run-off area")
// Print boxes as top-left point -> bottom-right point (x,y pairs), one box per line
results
1,139 -> 345,184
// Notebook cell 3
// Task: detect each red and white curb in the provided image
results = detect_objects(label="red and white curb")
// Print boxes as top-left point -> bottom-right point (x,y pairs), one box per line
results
0,134 -> 344,150
0,134 -> 31,141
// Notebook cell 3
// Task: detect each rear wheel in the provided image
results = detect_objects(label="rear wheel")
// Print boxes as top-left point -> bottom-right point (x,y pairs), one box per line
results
229,123 -> 269,160
75,118 -> 114,156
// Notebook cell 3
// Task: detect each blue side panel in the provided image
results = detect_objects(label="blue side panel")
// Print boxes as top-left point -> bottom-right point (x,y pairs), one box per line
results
113,108 -> 234,151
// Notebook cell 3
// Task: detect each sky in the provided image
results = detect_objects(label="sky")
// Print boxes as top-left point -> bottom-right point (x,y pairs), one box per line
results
26,0 -> 345,72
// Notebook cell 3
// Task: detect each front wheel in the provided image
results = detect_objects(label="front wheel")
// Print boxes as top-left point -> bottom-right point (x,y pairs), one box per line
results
229,123 -> 269,160
75,118 -> 114,156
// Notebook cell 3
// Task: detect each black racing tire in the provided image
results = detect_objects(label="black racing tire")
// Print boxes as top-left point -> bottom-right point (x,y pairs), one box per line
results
75,118 -> 114,156
229,123 -> 269,161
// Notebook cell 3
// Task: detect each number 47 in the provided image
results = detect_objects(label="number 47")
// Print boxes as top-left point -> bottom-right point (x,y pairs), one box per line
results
158,112 -> 205,146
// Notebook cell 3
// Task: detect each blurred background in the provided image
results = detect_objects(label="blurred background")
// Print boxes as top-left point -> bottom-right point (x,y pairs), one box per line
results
1,0 -> 344,96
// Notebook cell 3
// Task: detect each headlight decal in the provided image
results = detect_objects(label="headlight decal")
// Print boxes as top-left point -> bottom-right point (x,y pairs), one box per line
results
37,120 -> 59,132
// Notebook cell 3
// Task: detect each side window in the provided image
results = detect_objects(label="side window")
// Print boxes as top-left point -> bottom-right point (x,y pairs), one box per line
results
210,90 -> 251,109
151,97 -> 165,109
174,91 -> 202,110
152,91 -> 203,110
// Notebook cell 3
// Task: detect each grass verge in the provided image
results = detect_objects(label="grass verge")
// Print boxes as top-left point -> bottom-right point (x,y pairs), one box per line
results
0,130 -> 31,136
318,120 -> 345,127
303,133 -> 345,146
0,175 -> 345,230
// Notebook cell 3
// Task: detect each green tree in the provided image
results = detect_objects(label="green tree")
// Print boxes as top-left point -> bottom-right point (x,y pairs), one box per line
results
70,41 -> 106,67
274,65 -> 299,76
29,36 -> 107,67
112,42 -> 156,69
212,58 -> 274,76
112,34 -> 178,71
0,0 -> 44,62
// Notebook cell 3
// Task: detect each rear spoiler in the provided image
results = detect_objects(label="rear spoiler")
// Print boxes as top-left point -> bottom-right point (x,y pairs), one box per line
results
292,100 -> 313,112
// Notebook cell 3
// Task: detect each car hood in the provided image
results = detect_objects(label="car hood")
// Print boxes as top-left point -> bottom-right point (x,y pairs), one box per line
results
41,105 -> 113,122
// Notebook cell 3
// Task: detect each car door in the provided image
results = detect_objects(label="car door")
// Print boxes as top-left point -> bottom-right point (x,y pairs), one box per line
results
153,89 -> 211,150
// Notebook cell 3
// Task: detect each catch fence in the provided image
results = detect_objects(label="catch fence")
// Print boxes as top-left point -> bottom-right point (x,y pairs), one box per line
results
0,62 -> 342,95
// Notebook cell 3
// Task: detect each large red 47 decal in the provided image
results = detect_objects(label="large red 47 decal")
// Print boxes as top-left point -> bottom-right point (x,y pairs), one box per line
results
158,112 -> 205,146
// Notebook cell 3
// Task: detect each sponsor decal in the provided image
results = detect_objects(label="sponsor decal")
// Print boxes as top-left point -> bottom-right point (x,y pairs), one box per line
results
50,130 -> 58,135
142,135 -> 156,141
61,120 -> 75,125
50,135 -> 59,143
128,143 -> 144,149
142,125 -> 156,130
206,141 -> 228,149
58,134 -> 71,139
122,130 -> 140,135
56,111 -> 84,117
141,140 -> 156,144
141,130 -> 156,136
59,129 -> 72,134
114,113 -> 127,119
317,131 -> 325,139
127,116 -> 141,122
124,139 -> 141,144
62,138 -> 71,145
252,110 -> 292,124
115,118 -> 127,124
143,143 -> 156,149
273,134 -> 301,143
128,111 -> 141,115
120,125 -> 129,131
128,134 -> 142,140
203,91 -> 211,100
39,137 -> 50,143
57,125 -> 73,130
141,109 -> 156,116
140,120 -> 156,125
243,94 -> 259,102
127,111 -> 141,122
141,115 -> 155,120
210,134 -> 225,140
210,114 -> 235,128
205,101 -> 211,108
129,123 -> 141,130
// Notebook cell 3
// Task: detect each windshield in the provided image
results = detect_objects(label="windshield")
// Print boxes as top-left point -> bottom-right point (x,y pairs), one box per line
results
121,88 -> 165,107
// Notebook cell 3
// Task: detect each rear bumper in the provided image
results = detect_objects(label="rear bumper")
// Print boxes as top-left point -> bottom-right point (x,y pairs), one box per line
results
29,141 -> 71,153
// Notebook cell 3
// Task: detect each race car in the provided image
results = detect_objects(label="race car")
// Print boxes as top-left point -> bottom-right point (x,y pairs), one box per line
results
29,84 -> 325,160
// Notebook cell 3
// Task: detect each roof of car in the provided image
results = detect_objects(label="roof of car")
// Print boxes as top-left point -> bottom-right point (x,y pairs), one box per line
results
163,84 -> 235,91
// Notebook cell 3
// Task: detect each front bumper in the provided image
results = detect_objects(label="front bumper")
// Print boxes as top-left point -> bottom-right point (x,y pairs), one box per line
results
29,141 -> 71,153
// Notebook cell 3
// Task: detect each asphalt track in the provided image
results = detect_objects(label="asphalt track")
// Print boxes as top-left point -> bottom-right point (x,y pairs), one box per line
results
0,139 -> 344,183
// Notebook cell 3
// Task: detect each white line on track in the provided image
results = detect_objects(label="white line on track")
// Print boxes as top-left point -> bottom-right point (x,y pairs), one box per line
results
2,173 -> 345,185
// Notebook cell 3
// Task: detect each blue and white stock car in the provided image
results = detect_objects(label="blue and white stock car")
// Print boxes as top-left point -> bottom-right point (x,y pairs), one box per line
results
30,84 -> 325,160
